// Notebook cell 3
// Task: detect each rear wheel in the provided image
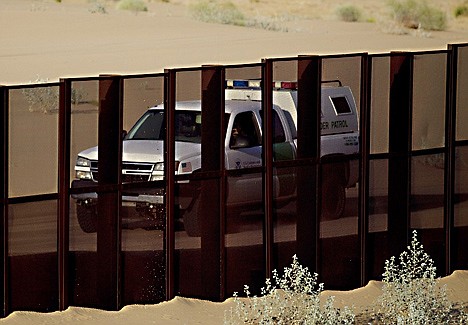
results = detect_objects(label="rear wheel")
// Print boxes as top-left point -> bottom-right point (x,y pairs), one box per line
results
76,204 -> 97,233
322,166 -> 346,220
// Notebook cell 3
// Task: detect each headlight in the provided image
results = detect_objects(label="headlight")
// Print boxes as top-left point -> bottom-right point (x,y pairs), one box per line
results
154,162 -> 164,171
150,162 -> 165,181
76,156 -> 90,167
76,171 -> 92,180
150,161 -> 181,181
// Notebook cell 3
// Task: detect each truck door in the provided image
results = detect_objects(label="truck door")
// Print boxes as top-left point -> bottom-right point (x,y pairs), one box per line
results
270,109 -> 296,197
225,111 -> 263,205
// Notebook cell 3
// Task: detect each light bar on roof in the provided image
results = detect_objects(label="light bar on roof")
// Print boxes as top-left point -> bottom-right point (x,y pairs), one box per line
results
225,79 -> 262,88
273,81 -> 297,89
225,79 -> 297,90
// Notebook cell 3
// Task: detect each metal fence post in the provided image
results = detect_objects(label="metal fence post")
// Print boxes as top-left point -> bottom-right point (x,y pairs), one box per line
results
97,75 -> 123,310
58,79 -> 72,310
359,54 -> 372,286
445,44 -> 458,274
388,53 -> 413,255
164,69 -> 176,301
262,59 -> 274,277
200,65 -> 225,301
0,86 -> 8,317
296,56 -> 322,272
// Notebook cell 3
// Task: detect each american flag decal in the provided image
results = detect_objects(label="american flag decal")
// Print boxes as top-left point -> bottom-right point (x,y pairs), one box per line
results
181,162 -> 192,173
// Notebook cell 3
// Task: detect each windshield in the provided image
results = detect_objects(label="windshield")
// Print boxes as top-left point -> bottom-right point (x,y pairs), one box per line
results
125,109 -> 202,143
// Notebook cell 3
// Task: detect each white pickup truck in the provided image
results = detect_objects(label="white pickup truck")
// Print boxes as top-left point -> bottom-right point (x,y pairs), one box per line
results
72,80 -> 359,235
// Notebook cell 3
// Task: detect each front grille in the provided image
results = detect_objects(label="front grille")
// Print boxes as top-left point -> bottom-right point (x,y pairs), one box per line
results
122,162 -> 154,171
122,174 -> 151,183
89,160 -> 155,183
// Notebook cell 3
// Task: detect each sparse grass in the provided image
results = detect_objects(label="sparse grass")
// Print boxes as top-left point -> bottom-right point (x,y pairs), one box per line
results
88,1 -> 107,14
387,0 -> 447,31
455,3 -> 468,17
247,15 -> 289,32
336,5 -> 362,22
189,0 -> 246,26
189,0 -> 291,31
22,77 -> 89,114
116,0 -> 148,12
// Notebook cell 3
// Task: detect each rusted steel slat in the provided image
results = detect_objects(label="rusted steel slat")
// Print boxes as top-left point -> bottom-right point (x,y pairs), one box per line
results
296,56 -> 322,272
358,54 -> 372,286
58,78 -> 72,311
262,59 -> 274,277
0,86 -> 8,317
200,65 -> 225,301
444,44 -> 458,274
164,69 -> 176,301
388,53 -> 413,255
97,75 -> 122,310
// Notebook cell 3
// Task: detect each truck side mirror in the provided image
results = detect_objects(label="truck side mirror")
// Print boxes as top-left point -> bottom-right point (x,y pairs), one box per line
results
122,130 -> 128,140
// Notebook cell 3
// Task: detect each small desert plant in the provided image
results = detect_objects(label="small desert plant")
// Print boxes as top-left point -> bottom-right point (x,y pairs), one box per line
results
387,0 -> 447,31
336,5 -> 362,22
89,1 -> 107,14
454,3 -> 468,18
246,15 -> 289,32
22,83 -> 59,114
116,0 -> 148,12
225,255 -> 355,324
189,0 -> 246,26
22,77 -> 88,113
370,230 -> 468,324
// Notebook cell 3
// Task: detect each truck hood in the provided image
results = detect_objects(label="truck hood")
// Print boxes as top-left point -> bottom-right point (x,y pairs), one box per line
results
77,140 -> 201,163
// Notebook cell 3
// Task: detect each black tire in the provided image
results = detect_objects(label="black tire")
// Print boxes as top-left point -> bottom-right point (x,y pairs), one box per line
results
76,204 -> 97,233
183,198 -> 200,237
322,172 -> 346,220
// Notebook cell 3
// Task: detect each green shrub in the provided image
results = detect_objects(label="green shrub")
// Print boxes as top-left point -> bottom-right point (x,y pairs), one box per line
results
388,0 -> 447,30
336,5 -> 362,22
189,1 -> 245,26
455,4 -> 468,17
116,0 -> 148,12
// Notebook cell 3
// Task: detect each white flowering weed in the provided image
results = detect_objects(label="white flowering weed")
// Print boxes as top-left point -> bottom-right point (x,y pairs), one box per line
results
370,230 -> 468,324
225,255 -> 355,324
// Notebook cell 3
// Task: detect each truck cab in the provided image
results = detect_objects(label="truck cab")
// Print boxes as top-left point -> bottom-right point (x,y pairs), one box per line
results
72,80 -> 359,235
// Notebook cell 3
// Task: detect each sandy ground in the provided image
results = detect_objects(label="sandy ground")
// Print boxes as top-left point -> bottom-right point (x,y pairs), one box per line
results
2,0 -> 468,85
0,270 -> 467,324
1,0 -> 468,323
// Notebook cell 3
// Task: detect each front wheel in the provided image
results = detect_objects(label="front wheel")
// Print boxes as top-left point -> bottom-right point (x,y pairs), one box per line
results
182,198 -> 200,237
76,204 -> 97,233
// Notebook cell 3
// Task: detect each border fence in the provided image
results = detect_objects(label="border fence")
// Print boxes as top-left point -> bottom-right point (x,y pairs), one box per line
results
1,43 -> 468,316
